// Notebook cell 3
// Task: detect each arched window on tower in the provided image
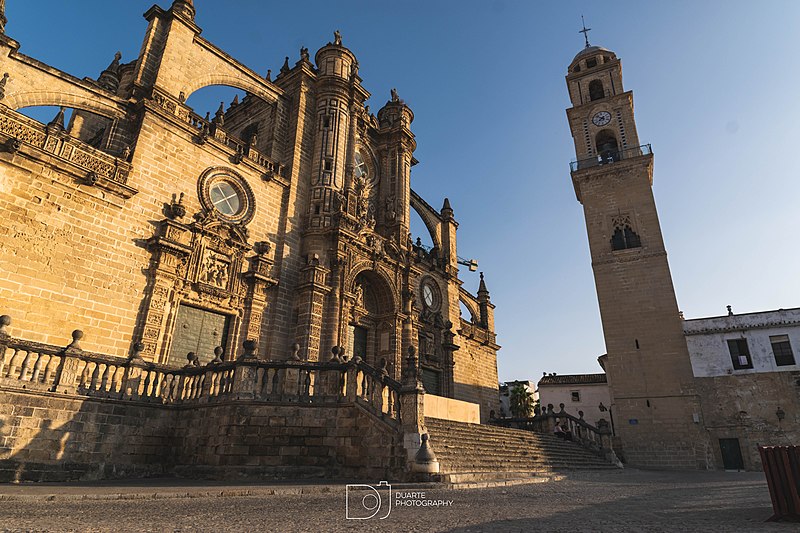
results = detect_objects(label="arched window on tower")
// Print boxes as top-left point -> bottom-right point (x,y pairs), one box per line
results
589,79 -> 605,101
595,130 -> 619,162
610,215 -> 641,251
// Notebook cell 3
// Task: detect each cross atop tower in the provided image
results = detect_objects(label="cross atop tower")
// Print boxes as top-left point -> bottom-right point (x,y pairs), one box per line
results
579,15 -> 591,48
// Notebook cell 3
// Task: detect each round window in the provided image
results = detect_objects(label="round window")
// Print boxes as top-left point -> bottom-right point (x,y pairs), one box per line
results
197,167 -> 256,225
423,284 -> 435,307
420,279 -> 440,311
354,151 -> 368,180
209,181 -> 242,216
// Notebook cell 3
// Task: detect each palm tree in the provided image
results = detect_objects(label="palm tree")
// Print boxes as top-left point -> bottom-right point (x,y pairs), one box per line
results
509,382 -> 534,418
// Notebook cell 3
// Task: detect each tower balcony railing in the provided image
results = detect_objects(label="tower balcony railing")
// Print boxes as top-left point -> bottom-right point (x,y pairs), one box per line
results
570,143 -> 652,172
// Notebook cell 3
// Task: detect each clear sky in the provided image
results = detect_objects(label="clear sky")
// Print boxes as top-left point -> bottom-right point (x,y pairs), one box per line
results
6,1 -> 800,384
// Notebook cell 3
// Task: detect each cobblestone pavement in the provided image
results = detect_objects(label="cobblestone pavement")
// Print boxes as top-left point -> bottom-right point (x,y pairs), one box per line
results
0,469 -> 794,532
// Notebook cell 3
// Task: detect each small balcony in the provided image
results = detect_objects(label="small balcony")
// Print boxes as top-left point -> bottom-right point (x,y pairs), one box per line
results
570,143 -> 652,172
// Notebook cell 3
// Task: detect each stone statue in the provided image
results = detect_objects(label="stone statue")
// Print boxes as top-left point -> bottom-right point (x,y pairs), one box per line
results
390,88 -> 399,102
300,47 -> 310,62
334,30 -> 342,45
354,283 -> 364,308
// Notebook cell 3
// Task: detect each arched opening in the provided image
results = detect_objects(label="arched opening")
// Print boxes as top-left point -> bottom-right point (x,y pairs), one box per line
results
595,129 -> 619,162
588,79 -> 605,101
184,85 -> 275,158
459,298 -> 477,324
410,206 -> 435,249
347,270 -> 396,369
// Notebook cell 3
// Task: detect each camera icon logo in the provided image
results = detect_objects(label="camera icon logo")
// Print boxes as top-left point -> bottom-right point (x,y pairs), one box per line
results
345,481 -> 392,519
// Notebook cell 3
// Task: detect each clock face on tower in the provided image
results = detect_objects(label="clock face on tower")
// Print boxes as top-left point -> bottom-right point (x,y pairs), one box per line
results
592,111 -> 612,126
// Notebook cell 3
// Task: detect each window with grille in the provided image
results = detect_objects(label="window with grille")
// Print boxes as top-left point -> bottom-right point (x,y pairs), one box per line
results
727,339 -> 753,370
770,335 -> 796,367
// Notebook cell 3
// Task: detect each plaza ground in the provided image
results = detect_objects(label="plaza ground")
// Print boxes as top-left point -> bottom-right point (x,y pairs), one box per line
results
0,468 -> 794,532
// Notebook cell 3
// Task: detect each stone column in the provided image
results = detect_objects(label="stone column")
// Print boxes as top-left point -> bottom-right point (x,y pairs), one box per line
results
294,255 -> 331,361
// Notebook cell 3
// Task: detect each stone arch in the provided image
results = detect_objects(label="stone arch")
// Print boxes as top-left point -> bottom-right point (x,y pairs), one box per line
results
409,190 -> 443,250
181,75 -> 280,107
458,293 -> 479,323
7,91 -> 125,120
347,264 -> 397,314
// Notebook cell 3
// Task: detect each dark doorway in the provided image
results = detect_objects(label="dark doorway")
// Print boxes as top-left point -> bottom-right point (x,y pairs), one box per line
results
168,304 -> 230,366
353,326 -> 368,360
421,368 -> 441,395
719,438 -> 744,470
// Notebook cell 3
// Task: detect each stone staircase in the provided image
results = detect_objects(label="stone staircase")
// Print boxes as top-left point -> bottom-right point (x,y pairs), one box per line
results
426,417 -> 620,484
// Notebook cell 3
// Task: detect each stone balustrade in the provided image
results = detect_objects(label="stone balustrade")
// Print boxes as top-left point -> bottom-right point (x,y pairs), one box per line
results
150,88 -> 283,178
0,318 -> 402,426
0,105 -> 133,191
490,402 -> 619,465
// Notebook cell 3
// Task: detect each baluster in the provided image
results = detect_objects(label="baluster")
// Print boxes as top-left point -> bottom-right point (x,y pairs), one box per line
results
193,374 -> 203,399
141,369 -> 152,398
112,366 -> 125,394
43,354 -> 59,385
100,364 -> 112,392
304,369 -> 311,399
4,348 -> 18,378
151,370 -> 163,397
89,363 -> 101,391
30,352 -> 45,383
18,350 -> 33,380
272,367 -> 281,397
376,381 -> 385,414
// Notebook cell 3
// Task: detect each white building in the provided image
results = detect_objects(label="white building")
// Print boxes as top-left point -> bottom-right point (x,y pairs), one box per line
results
683,307 -> 800,377
537,373 -> 612,429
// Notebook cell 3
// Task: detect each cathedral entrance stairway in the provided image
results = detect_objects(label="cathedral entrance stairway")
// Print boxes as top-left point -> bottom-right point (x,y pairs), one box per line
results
425,417 -> 621,484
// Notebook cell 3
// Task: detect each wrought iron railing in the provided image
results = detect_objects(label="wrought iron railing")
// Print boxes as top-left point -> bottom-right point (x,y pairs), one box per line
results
570,143 -> 652,172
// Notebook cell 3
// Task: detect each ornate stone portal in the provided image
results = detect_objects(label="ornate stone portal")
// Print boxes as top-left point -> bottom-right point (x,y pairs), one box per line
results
138,198 -> 275,364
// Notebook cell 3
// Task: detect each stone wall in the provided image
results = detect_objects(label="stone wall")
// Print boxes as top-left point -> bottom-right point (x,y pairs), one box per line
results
0,385 -> 407,482
0,387 -> 175,482
175,402 -> 405,480
696,372 -> 800,471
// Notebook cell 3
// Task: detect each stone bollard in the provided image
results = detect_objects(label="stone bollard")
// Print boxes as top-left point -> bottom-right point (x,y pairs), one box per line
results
411,433 -> 440,474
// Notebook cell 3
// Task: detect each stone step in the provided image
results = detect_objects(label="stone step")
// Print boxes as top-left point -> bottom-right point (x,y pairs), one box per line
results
425,417 -> 619,480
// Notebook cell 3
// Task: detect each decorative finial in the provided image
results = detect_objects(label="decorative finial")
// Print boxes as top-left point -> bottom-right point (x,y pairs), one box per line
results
0,73 -> 9,101
334,30 -> 342,46
579,15 -> 591,48
212,101 -> 225,126
46,107 -> 66,134
98,52 -> 122,92
727,305 -> 733,316
265,69 -> 271,81
171,0 -> 196,21
280,56 -> 290,75
66,329 -> 84,351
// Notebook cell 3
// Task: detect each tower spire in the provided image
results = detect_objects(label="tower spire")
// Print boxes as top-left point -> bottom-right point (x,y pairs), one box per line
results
579,15 -> 591,48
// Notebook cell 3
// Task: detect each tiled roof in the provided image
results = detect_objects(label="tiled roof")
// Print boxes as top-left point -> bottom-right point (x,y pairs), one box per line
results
538,373 -> 607,386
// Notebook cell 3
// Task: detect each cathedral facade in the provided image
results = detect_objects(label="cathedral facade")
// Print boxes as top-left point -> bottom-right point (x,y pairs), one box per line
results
0,1 -> 499,420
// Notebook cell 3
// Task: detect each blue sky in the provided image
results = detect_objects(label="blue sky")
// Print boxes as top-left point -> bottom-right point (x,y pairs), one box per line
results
6,1 -> 800,383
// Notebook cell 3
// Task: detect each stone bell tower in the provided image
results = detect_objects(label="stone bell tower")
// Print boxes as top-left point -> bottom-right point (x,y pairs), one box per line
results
565,34 -> 710,468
